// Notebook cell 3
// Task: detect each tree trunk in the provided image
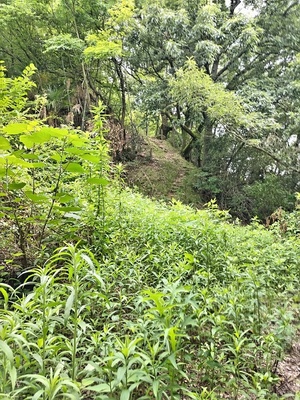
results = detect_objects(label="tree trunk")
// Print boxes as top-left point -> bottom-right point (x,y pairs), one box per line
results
113,57 -> 126,140
158,113 -> 172,139
182,138 -> 196,160
200,114 -> 214,171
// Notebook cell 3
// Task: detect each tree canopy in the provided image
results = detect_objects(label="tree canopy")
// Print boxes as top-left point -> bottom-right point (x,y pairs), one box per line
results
1,0 -> 300,219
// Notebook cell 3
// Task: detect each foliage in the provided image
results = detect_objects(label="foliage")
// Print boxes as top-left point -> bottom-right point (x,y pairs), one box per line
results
123,0 -> 300,219
0,188 -> 299,399
169,59 -> 243,127
243,175 -> 295,221
1,0 -> 300,218
0,65 -> 110,274
0,63 -> 37,126
0,63 -> 299,400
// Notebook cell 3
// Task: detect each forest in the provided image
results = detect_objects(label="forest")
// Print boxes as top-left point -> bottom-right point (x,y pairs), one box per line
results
0,0 -> 300,399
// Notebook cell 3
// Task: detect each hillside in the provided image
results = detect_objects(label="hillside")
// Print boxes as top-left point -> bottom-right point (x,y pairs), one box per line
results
124,137 -> 201,206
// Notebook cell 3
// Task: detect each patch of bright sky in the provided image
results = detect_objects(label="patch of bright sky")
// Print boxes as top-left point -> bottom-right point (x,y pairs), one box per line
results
225,0 -> 258,17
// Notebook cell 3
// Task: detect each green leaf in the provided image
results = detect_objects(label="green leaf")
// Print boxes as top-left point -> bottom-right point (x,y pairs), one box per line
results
20,135 -> 34,148
31,162 -> 45,168
68,135 -> 89,147
8,182 -> 26,190
64,287 -> 75,322
54,193 -> 74,203
87,177 -> 110,185
19,153 -> 39,160
20,131 -> 52,148
0,340 -> 14,362
57,206 -> 82,212
0,136 -> 11,150
80,154 -> 100,163
39,127 -> 68,139
120,389 -> 130,400
25,192 -> 48,203
65,147 -> 86,155
9,365 -> 17,390
51,154 -> 66,162
32,390 -> 44,400
0,287 -> 9,305
65,162 -> 86,173
0,167 -> 14,177
6,155 -> 35,168
117,366 -> 126,383
153,380 -> 159,397
32,353 -> 43,369
86,383 -> 110,393
3,123 -> 28,135
168,353 -> 178,370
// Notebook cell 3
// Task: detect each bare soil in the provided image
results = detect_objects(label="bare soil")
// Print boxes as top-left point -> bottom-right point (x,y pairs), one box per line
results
275,337 -> 300,397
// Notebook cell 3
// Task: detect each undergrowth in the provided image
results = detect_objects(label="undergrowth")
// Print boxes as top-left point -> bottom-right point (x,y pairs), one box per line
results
0,190 -> 299,399
0,63 -> 300,399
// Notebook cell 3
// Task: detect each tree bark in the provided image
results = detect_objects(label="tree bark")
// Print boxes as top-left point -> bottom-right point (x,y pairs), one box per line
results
158,113 -> 172,139
113,57 -> 126,139
200,114 -> 214,171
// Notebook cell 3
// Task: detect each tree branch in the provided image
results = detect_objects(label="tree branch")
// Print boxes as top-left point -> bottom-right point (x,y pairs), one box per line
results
216,48 -> 248,80
162,110 -> 200,141
230,0 -> 241,16
231,129 -> 300,173
283,2 -> 298,17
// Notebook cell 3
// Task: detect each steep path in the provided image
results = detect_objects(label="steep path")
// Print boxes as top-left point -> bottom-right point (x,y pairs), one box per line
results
125,137 -> 200,205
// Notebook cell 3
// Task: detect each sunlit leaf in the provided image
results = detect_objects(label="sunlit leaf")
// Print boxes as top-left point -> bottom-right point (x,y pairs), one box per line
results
80,154 -> 100,163
0,136 -> 11,150
3,123 -> 28,135
64,162 -> 86,173
31,162 -> 45,168
0,340 -> 14,362
19,134 -> 34,148
64,147 -> 86,155
39,127 -> 68,139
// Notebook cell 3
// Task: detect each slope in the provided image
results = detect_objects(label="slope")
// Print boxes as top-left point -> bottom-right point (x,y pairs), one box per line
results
124,137 -> 201,206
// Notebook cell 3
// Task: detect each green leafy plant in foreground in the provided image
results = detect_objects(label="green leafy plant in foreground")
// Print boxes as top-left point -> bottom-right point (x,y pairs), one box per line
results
0,212 -> 299,399
0,63 -> 110,275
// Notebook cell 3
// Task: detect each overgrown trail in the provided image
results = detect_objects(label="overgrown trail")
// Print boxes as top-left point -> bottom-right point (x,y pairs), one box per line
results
125,137 -> 200,205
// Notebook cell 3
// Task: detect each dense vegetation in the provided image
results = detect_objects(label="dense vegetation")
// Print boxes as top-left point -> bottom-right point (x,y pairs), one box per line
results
1,190 -> 300,399
1,0 -> 300,219
0,64 -> 300,399
1,1 -> 300,399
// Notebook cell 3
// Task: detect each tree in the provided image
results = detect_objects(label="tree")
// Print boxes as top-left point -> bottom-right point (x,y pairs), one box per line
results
123,0 -> 300,218
1,0 -> 300,219
0,0 -> 123,128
